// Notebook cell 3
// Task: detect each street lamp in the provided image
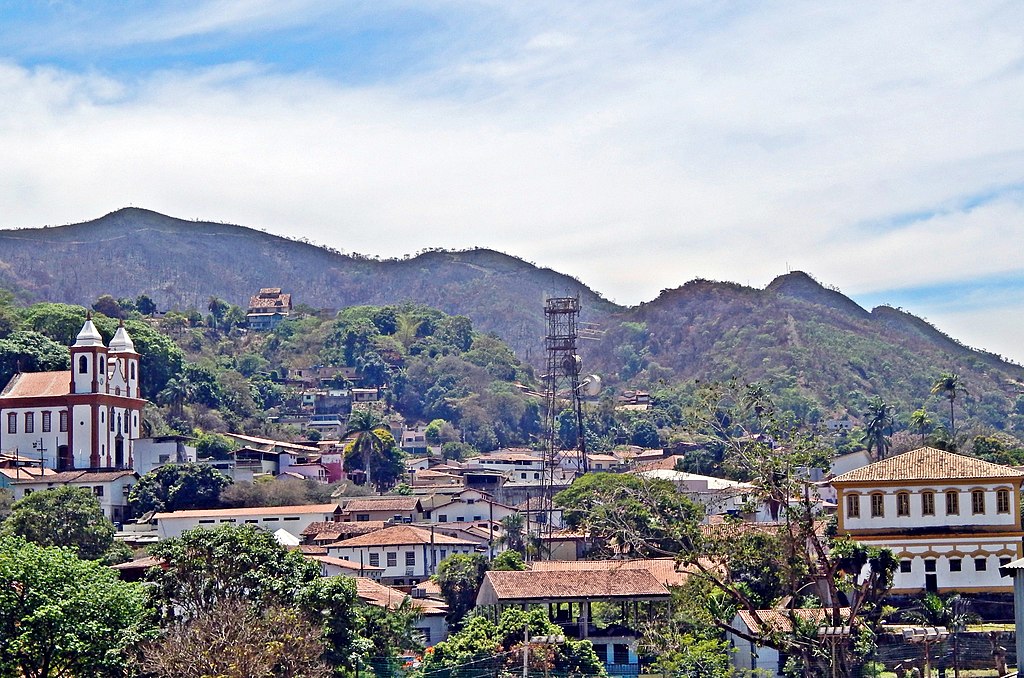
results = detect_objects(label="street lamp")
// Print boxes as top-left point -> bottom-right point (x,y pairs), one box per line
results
903,626 -> 949,678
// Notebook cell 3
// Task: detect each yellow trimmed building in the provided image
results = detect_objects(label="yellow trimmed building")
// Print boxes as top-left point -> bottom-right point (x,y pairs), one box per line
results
831,447 -> 1024,595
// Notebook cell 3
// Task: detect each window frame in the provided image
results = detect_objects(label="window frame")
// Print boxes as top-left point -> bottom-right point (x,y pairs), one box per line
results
972,489 -> 985,515
42,411 -> 51,433
997,489 -> 1011,514
945,490 -> 960,515
846,493 -> 860,518
896,492 -> 910,517
7,412 -> 16,434
870,492 -> 885,518
922,490 -> 935,516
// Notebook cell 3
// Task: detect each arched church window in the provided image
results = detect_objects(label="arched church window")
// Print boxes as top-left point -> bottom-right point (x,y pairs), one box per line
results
78,355 -> 88,374
130,362 -> 136,379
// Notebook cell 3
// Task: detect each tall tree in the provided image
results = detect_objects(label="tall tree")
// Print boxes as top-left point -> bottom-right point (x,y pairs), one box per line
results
435,553 -> 489,629
343,409 -> 405,491
931,373 -> 968,441
0,535 -> 154,678
905,592 -> 978,678
862,396 -> 895,460
2,486 -> 115,560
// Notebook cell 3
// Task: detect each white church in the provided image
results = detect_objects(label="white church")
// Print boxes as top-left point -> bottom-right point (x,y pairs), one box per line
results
0,316 -> 145,471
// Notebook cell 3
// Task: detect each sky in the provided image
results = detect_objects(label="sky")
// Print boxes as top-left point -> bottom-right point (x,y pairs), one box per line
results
1,1 -> 1023,362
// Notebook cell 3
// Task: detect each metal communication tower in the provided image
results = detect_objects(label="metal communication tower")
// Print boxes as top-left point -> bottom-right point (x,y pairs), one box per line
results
543,296 -> 588,489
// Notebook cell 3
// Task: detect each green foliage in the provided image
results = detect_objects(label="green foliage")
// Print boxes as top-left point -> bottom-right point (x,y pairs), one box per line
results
435,553 -> 489,628
555,473 -> 702,557
490,549 -> 526,571
441,442 -> 475,461
195,431 -> 237,460
344,410 -> 406,492
0,535 -> 155,677
0,330 -> 70,386
2,486 -> 115,560
147,524 -> 322,620
128,463 -> 231,514
421,608 -> 605,678
643,629 -> 733,678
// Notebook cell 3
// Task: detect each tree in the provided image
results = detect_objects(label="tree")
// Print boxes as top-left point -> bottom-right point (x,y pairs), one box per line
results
194,431 -> 237,460
862,396 -> 895,460
344,410 -> 405,491
158,375 -> 195,419
0,330 -> 70,387
435,553 -> 489,629
421,607 -> 605,678
92,294 -> 124,319
491,549 -> 526,571
498,513 -> 527,557
680,380 -> 897,678
0,535 -> 154,678
2,486 -> 115,560
128,463 -> 231,514
147,524 -> 322,621
555,473 -> 702,557
931,373 -> 968,441
910,407 -> 932,446
135,294 -> 158,316
140,599 -> 331,678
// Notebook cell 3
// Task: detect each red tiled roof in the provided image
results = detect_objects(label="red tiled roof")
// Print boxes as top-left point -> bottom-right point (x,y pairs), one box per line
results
301,520 -> 386,540
355,577 -> 447,614
343,496 -> 421,513
328,525 -> 476,548
12,469 -> 136,485
153,503 -> 339,520
1,370 -> 72,398
831,447 -> 1024,484
306,554 -> 384,572
737,607 -> 852,635
476,569 -> 670,605
530,558 -> 693,587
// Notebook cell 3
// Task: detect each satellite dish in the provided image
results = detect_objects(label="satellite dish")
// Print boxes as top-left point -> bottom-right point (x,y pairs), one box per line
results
580,374 -> 602,397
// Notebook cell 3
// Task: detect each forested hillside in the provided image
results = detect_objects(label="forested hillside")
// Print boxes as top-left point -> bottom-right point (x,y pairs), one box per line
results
2,208 -> 1024,443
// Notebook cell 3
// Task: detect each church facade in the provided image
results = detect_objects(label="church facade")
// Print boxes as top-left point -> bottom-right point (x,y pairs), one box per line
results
0,317 -> 145,471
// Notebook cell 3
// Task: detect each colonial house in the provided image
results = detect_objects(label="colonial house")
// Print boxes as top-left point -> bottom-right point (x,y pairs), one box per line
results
325,525 -> 478,586
10,469 -> 137,523
0,318 -> 144,471
354,577 -> 450,646
831,447 -> 1024,595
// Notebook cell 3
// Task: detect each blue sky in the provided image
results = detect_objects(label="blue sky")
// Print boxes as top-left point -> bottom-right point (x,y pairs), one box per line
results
2,1 -> 1024,361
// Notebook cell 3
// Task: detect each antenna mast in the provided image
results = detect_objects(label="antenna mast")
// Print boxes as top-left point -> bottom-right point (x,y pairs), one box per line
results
543,296 -> 588,491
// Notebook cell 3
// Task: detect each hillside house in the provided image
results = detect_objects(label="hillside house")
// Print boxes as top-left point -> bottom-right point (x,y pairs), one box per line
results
340,496 -> 422,523
246,287 -> 292,330
355,577 -> 450,645
832,447 -> 1024,595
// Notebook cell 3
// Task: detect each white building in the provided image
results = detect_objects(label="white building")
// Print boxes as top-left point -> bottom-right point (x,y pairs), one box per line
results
832,447 -> 1024,595
131,436 -> 197,476
10,469 -> 137,523
326,524 -> 478,586
0,318 -> 145,471
153,503 -> 342,540
425,489 -> 516,524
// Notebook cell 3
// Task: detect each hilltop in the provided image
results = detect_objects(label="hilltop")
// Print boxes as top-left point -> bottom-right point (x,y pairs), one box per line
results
2,208 -> 1023,435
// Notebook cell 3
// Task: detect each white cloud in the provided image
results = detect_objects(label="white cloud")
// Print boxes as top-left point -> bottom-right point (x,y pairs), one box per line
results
2,1 -> 1024,357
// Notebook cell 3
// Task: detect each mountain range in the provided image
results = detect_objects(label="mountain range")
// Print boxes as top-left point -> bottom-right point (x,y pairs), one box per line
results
2,208 -> 1021,433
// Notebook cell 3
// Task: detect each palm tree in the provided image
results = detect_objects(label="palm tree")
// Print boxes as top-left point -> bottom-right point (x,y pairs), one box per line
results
498,513 -> 527,557
931,373 -> 968,441
394,313 -> 423,350
910,408 -> 933,446
862,396 -> 895,460
158,376 -> 194,419
343,409 -> 388,489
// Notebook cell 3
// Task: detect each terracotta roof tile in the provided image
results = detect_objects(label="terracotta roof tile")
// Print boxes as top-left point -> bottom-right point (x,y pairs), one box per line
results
343,497 -> 421,513
530,558 -> 693,587
477,569 -> 669,605
831,447 -> 1024,484
355,577 -> 447,614
306,554 -> 384,572
12,469 -> 136,484
1,370 -> 72,398
737,607 -> 852,635
328,524 -> 476,548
